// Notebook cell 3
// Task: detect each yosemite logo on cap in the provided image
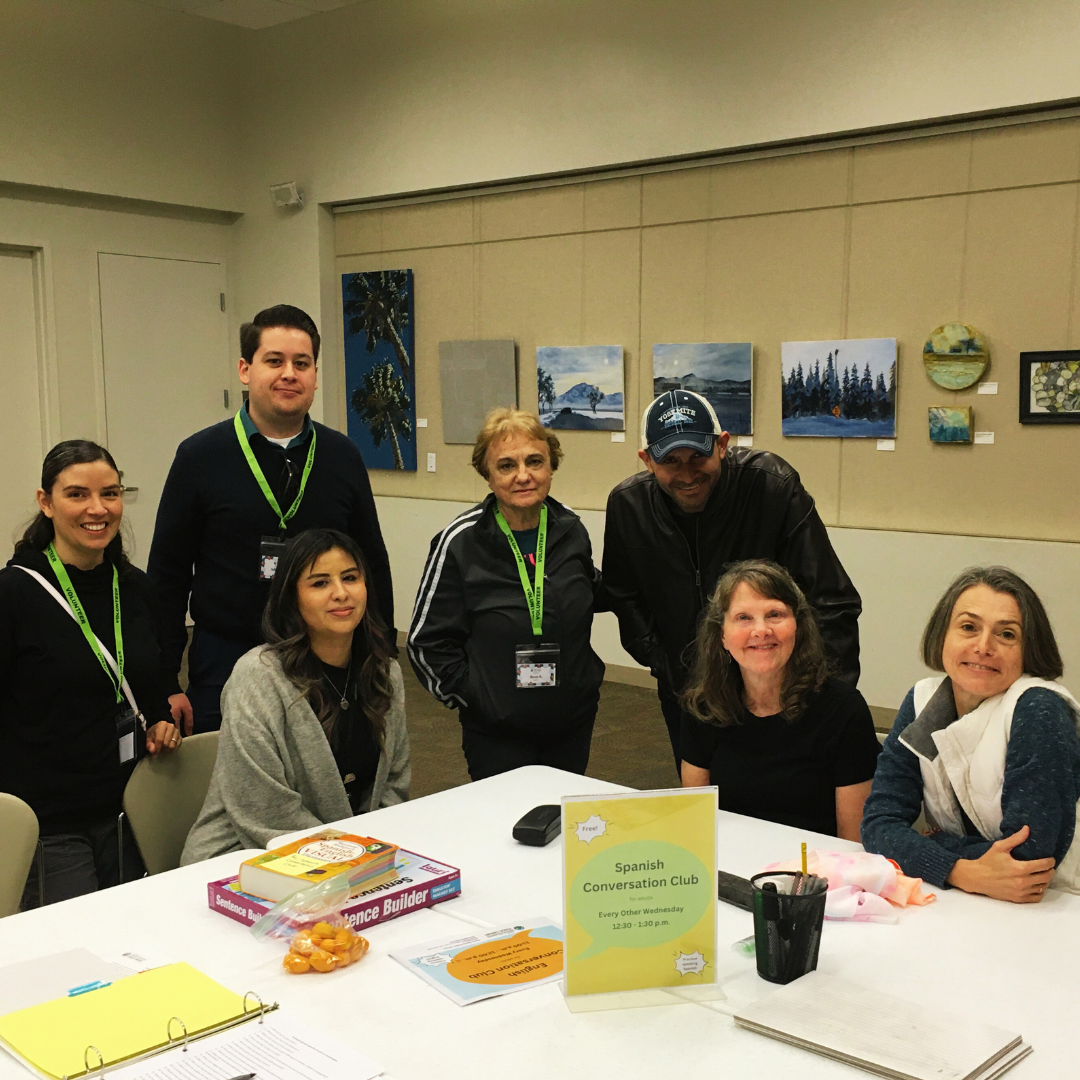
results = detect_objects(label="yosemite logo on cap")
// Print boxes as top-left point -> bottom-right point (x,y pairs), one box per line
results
658,406 -> 696,426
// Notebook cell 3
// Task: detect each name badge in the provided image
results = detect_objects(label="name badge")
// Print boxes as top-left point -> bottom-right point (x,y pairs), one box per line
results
260,535 -> 290,581
516,643 -> 560,689
116,706 -> 138,764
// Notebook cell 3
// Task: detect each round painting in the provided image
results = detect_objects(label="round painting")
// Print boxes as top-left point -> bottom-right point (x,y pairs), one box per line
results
922,322 -> 988,390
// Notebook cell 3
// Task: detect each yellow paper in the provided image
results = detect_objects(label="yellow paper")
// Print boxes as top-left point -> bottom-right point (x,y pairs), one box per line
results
270,852 -> 325,877
0,963 -> 247,1079
562,789 -> 717,998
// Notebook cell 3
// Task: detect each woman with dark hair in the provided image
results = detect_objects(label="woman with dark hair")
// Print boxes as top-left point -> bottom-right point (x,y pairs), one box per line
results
862,566 -> 1080,902
181,528 -> 409,862
0,440 -> 179,908
680,560 -> 880,839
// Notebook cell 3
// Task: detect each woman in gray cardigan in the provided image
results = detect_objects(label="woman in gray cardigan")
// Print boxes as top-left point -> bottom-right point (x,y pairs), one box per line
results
181,529 -> 410,864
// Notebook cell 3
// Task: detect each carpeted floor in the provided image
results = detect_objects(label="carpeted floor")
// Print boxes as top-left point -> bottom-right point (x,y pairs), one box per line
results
402,662 -> 678,799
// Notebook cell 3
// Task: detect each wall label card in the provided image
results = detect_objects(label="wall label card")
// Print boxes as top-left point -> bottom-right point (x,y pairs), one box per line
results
562,788 -> 717,1000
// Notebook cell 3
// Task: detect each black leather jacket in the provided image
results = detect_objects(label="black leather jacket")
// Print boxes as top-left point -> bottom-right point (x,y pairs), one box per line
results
408,494 -> 605,736
602,448 -> 861,693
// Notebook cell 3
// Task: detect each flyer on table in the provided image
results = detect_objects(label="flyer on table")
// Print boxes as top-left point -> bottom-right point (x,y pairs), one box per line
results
390,918 -> 564,1005
562,788 -> 717,997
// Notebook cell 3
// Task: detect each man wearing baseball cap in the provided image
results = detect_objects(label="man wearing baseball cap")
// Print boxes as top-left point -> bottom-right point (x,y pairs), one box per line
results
603,389 -> 861,769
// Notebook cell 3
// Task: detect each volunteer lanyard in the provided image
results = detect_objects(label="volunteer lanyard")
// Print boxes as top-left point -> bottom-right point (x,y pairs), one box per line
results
44,542 -> 124,704
494,504 -> 547,638
233,410 -> 317,532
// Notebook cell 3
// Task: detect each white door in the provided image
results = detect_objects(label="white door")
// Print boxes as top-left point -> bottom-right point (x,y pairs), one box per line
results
0,249 -> 45,552
99,253 -> 231,569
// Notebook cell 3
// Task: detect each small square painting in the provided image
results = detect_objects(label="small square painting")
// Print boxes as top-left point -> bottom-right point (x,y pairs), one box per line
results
781,338 -> 897,438
928,406 -> 973,443
652,342 -> 753,435
537,345 -> 624,430
1019,350 -> 1080,424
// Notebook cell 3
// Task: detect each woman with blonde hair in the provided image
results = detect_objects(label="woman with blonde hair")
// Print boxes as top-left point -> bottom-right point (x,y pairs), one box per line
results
408,407 -> 604,779
681,560 -> 880,840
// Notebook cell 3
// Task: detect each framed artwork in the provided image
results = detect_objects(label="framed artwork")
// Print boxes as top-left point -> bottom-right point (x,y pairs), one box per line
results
781,338 -> 897,438
929,406 -> 973,443
1019,351 -> 1080,424
652,342 -> 753,435
536,346 -> 624,430
342,269 -> 416,471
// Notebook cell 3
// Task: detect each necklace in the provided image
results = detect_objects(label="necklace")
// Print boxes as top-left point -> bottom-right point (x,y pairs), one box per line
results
323,655 -> 353,711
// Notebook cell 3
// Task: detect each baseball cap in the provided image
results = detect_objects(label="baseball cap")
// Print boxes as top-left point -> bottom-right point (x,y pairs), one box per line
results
642,390 -> 722,462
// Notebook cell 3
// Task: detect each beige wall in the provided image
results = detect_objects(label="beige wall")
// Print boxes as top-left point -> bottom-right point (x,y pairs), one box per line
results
248,0 -> 1080,205
336,120 -> 1080,543
0,0 -> 241,210
235,0 -> 1080,434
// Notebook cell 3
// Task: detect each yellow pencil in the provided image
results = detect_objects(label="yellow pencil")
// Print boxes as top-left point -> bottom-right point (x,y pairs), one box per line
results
801,842 -> 807,876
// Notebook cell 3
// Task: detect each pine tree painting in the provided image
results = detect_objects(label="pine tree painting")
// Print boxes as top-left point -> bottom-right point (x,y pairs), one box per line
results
780,339 -> 897,437
342,269 -> 417,470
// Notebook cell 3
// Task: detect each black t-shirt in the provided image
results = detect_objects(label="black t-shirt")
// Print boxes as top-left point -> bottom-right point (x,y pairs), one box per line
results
511,527 -> 538,581
319,660 -> 380,814
680,677 -> 880,836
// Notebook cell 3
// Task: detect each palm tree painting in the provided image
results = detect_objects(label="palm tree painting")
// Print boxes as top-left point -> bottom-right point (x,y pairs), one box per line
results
352,362 -> 413,470
341,269 -> 417,470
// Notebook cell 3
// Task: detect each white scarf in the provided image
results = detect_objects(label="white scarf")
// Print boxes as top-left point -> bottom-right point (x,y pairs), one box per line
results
901,675 -> 1080,893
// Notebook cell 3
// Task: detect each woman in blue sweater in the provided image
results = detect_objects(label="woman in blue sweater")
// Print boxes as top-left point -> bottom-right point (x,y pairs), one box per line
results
861,566 -> 1080,903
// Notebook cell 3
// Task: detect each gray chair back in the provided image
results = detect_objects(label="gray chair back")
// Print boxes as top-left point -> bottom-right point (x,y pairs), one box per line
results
123,732 -> 219,875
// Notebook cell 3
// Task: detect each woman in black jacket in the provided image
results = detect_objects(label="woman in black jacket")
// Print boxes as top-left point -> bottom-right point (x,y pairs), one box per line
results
408,409 -> 605,780
0,440 -> 180,907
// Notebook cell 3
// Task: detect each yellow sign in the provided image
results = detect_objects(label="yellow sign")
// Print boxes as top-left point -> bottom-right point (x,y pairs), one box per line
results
562,788 -> 717,998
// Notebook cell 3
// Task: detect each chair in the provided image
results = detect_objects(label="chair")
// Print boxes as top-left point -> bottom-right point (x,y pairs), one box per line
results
0,794 -> 39,917
123,732 -> 219,875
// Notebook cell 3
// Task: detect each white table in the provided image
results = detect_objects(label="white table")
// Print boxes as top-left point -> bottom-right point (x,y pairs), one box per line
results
2,766 -> 1076,1079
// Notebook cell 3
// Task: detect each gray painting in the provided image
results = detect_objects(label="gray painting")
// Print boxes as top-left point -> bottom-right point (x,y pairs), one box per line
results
439,340 -> 517,444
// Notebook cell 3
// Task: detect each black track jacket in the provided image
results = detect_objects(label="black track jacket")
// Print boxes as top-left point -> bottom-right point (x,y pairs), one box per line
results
407,495 -> 605,736
602,448 -> 861,693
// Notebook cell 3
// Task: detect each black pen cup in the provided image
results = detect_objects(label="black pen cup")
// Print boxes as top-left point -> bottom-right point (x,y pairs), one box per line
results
749,871 -> 827,984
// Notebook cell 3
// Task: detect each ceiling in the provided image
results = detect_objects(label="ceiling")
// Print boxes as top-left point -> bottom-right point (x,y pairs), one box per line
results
132,0 -> 371,30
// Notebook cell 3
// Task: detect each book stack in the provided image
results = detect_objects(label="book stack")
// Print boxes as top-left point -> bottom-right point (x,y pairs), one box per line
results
239,830 -> 398,903
209,847 -> 462,932
734,971 -> 1031,1080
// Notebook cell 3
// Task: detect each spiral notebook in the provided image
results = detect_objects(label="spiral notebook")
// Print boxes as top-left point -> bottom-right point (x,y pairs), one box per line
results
0,962 -> 275,1080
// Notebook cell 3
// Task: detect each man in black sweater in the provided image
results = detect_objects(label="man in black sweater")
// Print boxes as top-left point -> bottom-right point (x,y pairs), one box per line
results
147,305 -> 394,734
603,390 -> 861,770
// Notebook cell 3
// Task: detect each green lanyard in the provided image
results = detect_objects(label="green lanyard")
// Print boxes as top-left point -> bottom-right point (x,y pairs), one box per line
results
44,542 -> 124,704
233,411 -> 317,532
494,504 -> 547,638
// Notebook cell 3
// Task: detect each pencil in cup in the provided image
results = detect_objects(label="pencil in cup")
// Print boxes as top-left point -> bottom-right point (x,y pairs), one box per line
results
749,871 -> 828,984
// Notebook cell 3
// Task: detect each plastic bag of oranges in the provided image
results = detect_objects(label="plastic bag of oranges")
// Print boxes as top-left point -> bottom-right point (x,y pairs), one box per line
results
250,875 -> 369,974
282,921 -> 369,974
